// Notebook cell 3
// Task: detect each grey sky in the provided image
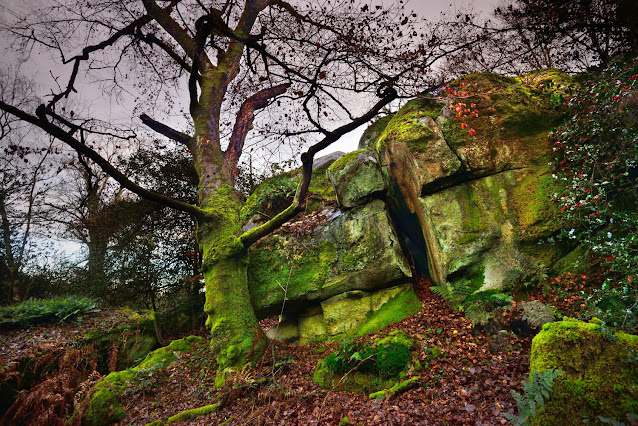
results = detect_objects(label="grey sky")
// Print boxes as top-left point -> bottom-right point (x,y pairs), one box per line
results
0,0 -> 499,156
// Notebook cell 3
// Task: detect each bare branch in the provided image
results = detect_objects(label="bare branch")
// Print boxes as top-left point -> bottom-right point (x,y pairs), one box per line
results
140,113 -> 193,147
239,84 -> 397,248
0,100 -> 208,219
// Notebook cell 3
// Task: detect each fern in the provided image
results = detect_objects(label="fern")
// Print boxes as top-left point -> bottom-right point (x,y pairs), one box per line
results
430,286 -> 455,304
430,283 -> 476,308
518,301 -> 556,329
504,369 -> 564,425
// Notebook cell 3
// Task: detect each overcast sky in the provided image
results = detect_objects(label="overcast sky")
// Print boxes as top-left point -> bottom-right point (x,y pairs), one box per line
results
0,0 -> 499,157
330,0 -> 498,154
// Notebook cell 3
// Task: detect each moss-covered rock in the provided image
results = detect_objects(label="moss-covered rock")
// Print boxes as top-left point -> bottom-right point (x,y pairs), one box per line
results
312,332 -> 417,394
440,70 -> 574,174
376,98 -> 462,189
528,318 -> 638,424
267,283 -> 421,344
145,403 -> 219,425
84,309 -> 160,371
326,149 -> 386,208
247,200 -> 411,318
240,159 -> 337,227
368,376 -> 421,399
73,336 -> 203,426
359,114 -> 395,149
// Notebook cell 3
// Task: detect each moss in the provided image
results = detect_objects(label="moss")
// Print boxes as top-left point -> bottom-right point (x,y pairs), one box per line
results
368,376 -> 421,399
552,243 -> 591,275
360,114 -> 395,149
77,336 -> 202,425
376,98 -> 444,152
313,332 -> 416,393
146,403 -> 219,425
529,318 -> 638,424
240,161 -> 337,224
312,358 -> 398,394
240,173 -> 298,223
338,416 -> 352,426
248,237 -> 336,316
354,290 -> 421,337
441,70 -> 574,168
328,149 -> 368,174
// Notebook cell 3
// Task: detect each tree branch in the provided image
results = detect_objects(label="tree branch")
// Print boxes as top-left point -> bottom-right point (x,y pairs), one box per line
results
224,82 -> 291,172
46,2 -> 180,108
0,100 -> 208,219
140,113 -> 193,147
141,0 -> 201,63
239,84 -> 397,248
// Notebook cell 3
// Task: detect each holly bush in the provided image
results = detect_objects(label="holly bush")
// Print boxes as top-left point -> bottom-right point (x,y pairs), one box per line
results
551,55 -> 638,330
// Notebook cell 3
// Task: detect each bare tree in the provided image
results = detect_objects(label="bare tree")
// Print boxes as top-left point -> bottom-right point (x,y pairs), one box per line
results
0,0 -> 480,374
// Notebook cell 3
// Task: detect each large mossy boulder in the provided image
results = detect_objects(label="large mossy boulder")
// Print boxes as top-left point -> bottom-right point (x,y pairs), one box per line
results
528,318 -> 638,424
248,200 -> 412,318
84,309 -> 160,372
326,149 -> 386,208
370,69 -> 576,293
268,282 -> 422,344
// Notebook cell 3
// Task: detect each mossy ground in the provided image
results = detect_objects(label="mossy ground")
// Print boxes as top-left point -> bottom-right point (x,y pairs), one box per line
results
530,318 -> 638,424
74,336 -> 204,425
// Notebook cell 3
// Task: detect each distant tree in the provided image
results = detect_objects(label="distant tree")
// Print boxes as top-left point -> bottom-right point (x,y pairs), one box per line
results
0,68 -> 59,303
494,0 -> 637,70
0,0 -> 481,375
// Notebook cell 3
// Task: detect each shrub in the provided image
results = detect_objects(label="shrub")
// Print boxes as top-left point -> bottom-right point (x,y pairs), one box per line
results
323,337 -> 412,379
551,55 -> 638,331
0,296 -> 100,330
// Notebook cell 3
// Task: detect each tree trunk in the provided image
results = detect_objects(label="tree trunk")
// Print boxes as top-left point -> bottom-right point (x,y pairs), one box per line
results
198,212 -> 267,383
0,193 -> 20,303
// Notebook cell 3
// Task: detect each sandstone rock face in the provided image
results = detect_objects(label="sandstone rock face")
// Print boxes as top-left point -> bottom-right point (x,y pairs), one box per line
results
373,70 -> 573,294
246,69 -> 576,344
248,200 -> 412,318
326,149 -> 385,209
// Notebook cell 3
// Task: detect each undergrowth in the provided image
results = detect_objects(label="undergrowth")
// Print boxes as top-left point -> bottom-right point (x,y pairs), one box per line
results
0,296 -> 100,330
504,369 -> 564,425
324,338 -> 411,379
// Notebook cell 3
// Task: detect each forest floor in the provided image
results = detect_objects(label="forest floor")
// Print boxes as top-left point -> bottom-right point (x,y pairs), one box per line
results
122,281 -> 532,425
0,281 -> 532,425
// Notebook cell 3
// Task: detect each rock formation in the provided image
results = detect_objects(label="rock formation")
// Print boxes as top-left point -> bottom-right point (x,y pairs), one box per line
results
246,70 -> 578,343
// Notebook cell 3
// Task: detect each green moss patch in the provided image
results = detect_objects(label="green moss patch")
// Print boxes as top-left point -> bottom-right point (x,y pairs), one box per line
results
353,287 -> 422,337
376,98 -> 445,153
442,70 -> 575,168
312,332 -> 418,394
240,162 -> 337,224
529,318 -> 638,424
146,403 -> 218,425
74,336 -> 203,425
359,114 -> 395,149
248,236 -> 336,316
